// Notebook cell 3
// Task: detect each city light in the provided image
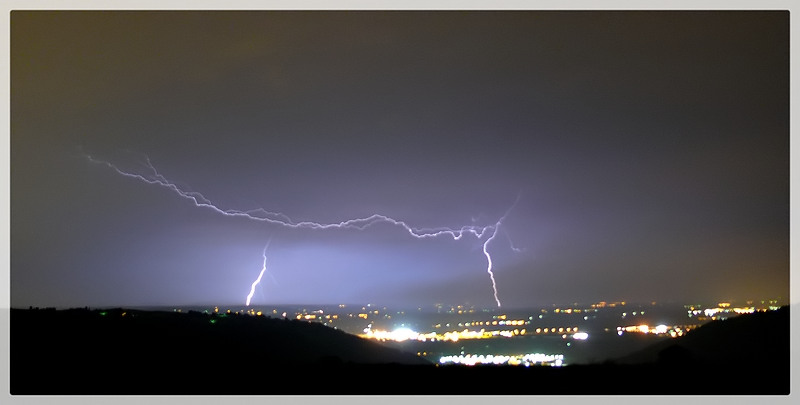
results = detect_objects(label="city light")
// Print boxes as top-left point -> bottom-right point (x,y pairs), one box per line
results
690,305 -> 760,320
391,328 -> 418,342
359,325 -> 586,342
439,353 -> 565,367
617,324 -> 693,337
207,299 -> 782,361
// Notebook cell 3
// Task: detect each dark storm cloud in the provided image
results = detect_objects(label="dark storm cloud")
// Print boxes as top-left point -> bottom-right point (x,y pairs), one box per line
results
10,11 -> 788,308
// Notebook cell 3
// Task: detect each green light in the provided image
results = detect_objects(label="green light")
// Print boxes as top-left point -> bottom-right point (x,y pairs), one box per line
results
99,312 -> 107,316
209,319 -> 217,324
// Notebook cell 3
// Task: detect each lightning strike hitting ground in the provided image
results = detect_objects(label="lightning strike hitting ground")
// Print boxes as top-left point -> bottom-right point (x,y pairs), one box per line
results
482,226 -> 502,307
86,153 -> 519,307
245,242 -> 271,306
481,196 -> 520,307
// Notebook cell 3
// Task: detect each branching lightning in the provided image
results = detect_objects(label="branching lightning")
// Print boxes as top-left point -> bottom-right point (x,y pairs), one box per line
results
481,196 -> 520,307
85,153 -> 520,307
504,229 -> 524,253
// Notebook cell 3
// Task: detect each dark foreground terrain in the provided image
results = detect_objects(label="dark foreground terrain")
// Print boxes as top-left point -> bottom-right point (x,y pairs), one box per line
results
11,306 -> 790,395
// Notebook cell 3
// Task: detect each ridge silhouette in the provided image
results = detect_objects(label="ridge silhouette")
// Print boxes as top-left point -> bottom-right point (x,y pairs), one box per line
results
10,306 -> 790,395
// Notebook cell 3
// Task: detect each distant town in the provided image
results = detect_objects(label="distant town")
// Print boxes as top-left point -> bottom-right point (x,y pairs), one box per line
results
60,297 -> 782,367
13,297 -> 789,395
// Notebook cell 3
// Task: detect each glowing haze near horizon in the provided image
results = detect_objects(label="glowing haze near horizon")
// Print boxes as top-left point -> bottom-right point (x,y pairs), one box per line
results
10,11 -> 789,309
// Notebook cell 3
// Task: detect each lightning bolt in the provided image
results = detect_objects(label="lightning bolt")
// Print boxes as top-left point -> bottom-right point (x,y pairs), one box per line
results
245,241 -> 271,307
504,229 -> 524,253
481,195 -> 520,307
85,153 -> 519,307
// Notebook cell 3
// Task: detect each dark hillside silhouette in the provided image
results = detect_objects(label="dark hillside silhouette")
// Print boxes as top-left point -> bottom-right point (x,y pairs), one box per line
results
616,305 -> 790,368
11,306 -> 790,395
11,307 -> 428,394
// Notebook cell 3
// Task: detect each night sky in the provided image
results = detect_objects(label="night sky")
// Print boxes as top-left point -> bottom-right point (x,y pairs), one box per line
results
9,11 -> 789,309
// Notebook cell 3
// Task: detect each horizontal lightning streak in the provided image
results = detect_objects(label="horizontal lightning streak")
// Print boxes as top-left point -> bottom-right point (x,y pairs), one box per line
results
85,154 -> 519,307
86,154 -> 496,239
